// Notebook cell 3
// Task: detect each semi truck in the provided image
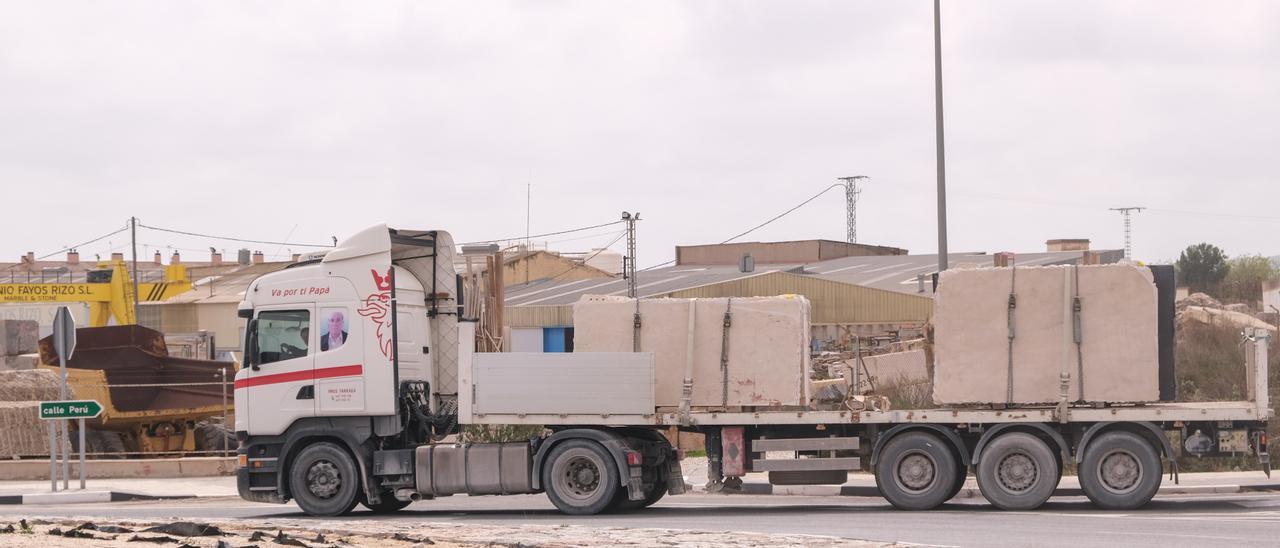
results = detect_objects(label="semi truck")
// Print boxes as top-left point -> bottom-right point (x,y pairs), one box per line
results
234,225 -> 1272,516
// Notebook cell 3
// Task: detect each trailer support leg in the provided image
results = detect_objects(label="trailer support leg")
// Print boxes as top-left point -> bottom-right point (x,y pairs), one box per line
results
705,428 -> 724,493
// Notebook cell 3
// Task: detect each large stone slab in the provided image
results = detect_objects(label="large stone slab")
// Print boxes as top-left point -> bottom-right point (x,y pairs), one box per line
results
0,320 -> 38,356
933,264 -> 1159,405
573,295 -> 810,408
0,354 -> 37,371
856,349 -> 928,384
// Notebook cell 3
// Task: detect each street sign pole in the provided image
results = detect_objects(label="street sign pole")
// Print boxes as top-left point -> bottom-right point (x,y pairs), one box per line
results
47,420 -> 57,492
78,417 -> 85,489
52,306 -> 78,491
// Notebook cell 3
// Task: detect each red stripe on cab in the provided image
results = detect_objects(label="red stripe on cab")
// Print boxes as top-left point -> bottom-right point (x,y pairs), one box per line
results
234,364 -> 363,389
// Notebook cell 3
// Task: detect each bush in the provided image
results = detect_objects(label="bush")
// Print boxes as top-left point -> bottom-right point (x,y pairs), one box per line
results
1219,255 -> 1279,305
1174,321 -> 1278,469
462,424 -> 546,443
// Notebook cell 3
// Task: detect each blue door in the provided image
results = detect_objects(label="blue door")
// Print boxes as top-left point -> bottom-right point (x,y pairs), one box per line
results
543,327 -> 567,352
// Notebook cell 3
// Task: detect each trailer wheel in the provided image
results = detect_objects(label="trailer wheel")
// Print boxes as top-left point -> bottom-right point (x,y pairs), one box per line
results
975,432 -> 1059,511
1079,431 -> 1162,510
875,432 -> 958,510
946,461 -> 968,501
543,440 -> 620,515
288,442 -> 361,516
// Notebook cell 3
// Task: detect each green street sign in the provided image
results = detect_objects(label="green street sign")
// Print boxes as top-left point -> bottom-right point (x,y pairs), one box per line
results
39,400 -> 103,420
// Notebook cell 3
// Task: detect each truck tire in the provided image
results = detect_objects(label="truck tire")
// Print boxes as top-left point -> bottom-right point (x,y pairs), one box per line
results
361,493 -> 413,514
288,442 -> 361,516
542,440 -> 620,515
874,431 -> 958,510
613,478 -> 667,511
1078,431 -> 1162,510
91,430 -> 127,459
946,461 -> 968,501
195,422 -> 236,454
975,432 -> 1059,511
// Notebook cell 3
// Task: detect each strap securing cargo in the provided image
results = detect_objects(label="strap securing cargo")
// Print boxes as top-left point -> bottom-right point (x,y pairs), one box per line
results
720,298 -> 732,408
1006,264 -> 1017,404
1073,265 -> 1085,402
632,297 -> 642,353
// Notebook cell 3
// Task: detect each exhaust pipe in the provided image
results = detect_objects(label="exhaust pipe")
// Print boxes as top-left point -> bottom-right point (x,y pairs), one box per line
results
394,488 -> 422,502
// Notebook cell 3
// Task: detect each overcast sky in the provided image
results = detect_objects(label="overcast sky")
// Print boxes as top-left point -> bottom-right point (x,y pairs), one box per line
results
2,1 -> 1277,267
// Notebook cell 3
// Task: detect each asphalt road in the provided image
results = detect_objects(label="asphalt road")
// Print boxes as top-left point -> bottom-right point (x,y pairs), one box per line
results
3,492 -> 1279,547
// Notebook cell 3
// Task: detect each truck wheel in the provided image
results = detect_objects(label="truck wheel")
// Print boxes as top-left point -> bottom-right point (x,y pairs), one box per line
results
975,433 -> 1059,511
1079,431 -> 1162,510
614,478 -> 667,511
543,440 -> 620,515
288,442 -> 361,516
946,461 -> 968,501
361,493 -> 413,514
874,432 -> 958,510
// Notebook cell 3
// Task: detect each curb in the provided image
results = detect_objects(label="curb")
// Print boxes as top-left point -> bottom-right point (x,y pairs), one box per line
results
0,491 -> 195,505
0,458 -> 235,481
715,483 -> 1280,497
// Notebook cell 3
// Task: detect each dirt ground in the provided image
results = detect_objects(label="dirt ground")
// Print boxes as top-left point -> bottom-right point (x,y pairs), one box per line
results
0,515 -> 891,547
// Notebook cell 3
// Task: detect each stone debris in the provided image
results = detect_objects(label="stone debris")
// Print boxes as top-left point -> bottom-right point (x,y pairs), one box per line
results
2,515 -> 891,548
142,522 -> 226,537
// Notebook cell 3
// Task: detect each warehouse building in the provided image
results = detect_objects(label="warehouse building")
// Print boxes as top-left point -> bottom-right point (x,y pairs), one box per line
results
502,239 -> 1122,351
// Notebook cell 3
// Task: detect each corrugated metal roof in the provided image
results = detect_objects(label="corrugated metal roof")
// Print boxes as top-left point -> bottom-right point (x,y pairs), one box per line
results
504,249 -> 1122,306
504,265 -> 805,307
160,262 -> 292,304
806,250 -> 1124,293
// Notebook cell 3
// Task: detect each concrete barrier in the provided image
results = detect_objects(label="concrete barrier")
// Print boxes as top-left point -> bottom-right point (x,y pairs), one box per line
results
0,457 -> 235,480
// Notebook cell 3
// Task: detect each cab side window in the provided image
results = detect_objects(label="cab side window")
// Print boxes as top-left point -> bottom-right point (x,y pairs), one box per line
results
256,310 -> 310,365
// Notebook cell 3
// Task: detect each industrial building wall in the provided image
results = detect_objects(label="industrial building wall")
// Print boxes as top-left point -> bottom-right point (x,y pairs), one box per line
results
504,271 -> 932,329
503,252 -> 615,286
137,303 -> 199,333
195,303 -> 243,352
505,305 -> 575,328
664,271 -> 932,324
676,240 -> 907,265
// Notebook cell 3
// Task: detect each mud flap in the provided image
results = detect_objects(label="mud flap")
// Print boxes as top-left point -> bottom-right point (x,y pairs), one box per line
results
667,457 -> 687,495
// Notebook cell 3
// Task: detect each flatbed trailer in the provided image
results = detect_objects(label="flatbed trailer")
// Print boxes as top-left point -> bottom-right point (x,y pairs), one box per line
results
233,225 -> 1272,516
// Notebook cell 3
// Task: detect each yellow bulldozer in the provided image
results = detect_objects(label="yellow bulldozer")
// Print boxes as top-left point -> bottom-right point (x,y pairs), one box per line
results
36,325 -> 236,456
2,258 -> 237,457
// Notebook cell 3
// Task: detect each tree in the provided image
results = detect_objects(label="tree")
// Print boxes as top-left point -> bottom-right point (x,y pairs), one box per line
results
1219,255 -> 1279,304
1176,243 -> 1229,294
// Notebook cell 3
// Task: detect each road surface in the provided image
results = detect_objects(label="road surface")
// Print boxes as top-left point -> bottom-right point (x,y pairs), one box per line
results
2,491 -> 1279,547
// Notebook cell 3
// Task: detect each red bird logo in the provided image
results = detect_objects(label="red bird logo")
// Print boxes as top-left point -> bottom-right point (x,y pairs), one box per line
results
358,267 -> 395,358
371,268 -> 392,291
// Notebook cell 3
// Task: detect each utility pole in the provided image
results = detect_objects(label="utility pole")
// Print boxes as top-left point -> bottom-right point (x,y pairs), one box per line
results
525,183 -> 531,285
933,0 -> 949,274
838,176 -> 869,244
1110,207 -> 1145,260
622,212 -> 639,298
130,216 -> 140,314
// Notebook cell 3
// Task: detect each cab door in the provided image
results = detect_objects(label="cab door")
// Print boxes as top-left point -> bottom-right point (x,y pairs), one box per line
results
314,305 -> 366,415
240,306 -> 315,435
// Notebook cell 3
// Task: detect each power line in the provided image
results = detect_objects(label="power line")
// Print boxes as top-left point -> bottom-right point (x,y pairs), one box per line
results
517,230 -> 629,287
35,224 -> 131,260
457,220 -> 625,246
138,223 -> 334,248
5,224 -> 129,271
641,183 -> 846,271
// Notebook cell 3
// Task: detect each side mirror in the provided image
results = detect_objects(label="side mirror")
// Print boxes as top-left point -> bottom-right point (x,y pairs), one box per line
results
245,318 -> 260,371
